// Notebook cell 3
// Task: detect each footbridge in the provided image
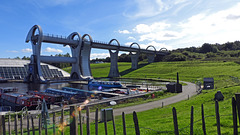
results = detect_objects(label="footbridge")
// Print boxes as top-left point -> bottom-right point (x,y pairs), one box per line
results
25,25 -> 169,83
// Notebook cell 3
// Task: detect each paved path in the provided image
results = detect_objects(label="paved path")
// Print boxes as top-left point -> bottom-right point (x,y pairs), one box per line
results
89,81 -> 198,118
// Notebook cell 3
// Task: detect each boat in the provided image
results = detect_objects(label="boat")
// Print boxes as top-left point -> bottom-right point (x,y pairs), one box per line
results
0,87 -> 18,98
0,93 -> 41,111
88,79 -> 122,88
28,91 -> 64,106
0,77 -> 8,83
62,87 -> 98,98
45,88 -> 87,104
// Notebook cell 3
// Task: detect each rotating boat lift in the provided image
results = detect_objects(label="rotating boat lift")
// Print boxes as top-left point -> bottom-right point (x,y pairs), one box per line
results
24,25 -> 169,83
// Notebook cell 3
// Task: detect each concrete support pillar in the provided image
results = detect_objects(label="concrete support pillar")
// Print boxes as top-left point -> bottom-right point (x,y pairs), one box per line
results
68,32 -> 82,80
130,43 -> 140,70
80,42 -> 92,77
146,45 -> 156,63
147,54 -> 155,63
25,25 -> 46,83
108,39 -> 120,77
80,34 -> 93,79
130,53 -> 139,70
108,50 -> 120,77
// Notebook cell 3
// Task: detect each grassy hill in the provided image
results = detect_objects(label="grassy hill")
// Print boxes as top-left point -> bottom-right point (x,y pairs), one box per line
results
64,61 -> 240,88
62,61 -> 240,134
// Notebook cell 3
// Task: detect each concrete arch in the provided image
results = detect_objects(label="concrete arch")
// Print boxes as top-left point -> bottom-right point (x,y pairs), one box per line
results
108,39 -> 120,77
130,42 -> 140,53
82,34 -> 93,46
108,39 -> 120,53
26,25 -> 43,46
160,48 -> 168,52
67,32 -> 82,49
146,45 -> 156,52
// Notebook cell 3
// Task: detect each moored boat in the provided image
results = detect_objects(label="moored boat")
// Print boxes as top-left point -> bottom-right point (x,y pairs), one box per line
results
28,91 -> 64,106
0,77 -> 8,83
88,80 -> 122,88
45,88 -> 87,104
1,93 -> 41,111
0,87 -> 18,98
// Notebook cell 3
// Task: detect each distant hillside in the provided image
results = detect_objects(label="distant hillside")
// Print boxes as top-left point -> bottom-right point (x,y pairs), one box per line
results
162,40 -> 240,62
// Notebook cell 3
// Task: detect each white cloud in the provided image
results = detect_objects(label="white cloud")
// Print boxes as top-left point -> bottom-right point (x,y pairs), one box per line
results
22,48 -> 32,53
90,53 -> 110,60
44,47 -> 63,53
139,31 -> 182,41
131,22 -> 181,42
118,30 -> 131,34
179,2 -> 240,44
133,22 -> 170,34
128,36 -> 136,40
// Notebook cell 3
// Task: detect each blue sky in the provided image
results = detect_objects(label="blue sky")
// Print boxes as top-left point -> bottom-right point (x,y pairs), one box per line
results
0,0 -> 240,59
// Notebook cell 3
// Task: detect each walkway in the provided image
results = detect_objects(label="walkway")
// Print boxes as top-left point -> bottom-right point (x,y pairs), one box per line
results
89,81 -> 197,118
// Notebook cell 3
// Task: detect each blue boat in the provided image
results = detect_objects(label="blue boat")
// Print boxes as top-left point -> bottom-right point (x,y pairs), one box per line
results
62,87 -> 98,97
45,88 -> 87,104
88,80 -> 122,88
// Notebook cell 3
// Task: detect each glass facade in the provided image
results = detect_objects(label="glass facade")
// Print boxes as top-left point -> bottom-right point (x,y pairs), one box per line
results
0,65 -> 64,80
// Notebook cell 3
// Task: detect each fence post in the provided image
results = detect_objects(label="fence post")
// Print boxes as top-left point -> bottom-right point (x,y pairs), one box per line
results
27,113 -> 30,135
53,112 -> 56,135
111,109 -> 116,135
61,108 -> 64,135
8,113 -> 11,135
70,106 -> 78,135
0,115 -> 5,135
190,106 -> 194,135
95,108 -> 98,135
235,93 -> 240,125
201,104 -> 206,135
31,115 -> 35,135
133,111 -> 140,135
38,115 -> 42,135
43,111 -> 48,135
0,115 -> 2,135
215,100 -> 221,135
14,114 -> 18,135
86,106 -> 90,135
79,109 -> 83,135
2,115 -> 6,135
20,114 -> 23,135
232,97 -> 238,135
104,109 -> 108,135
122,112 -> 126,135
172,107 -> 179,135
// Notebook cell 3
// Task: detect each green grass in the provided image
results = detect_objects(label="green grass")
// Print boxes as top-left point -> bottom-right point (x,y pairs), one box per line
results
59,61 -> 240,134
64,61 -> 240,88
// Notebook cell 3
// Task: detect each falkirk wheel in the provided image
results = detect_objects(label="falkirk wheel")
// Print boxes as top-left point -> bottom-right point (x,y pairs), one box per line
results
24,25 -> 168,83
